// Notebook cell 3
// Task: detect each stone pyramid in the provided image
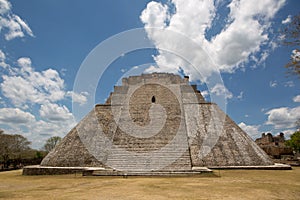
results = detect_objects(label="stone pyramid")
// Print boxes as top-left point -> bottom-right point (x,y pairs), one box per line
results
41,73 -> 273,172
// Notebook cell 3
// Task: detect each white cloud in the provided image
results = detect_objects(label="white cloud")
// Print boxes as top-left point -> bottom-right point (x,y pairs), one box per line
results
266,106 -> 300,129
210,83 -> 233,99
0,107 -> 35,124
238,122 -> 261,139
141,0 -> 216,81
237,91 -> 243,100
17,57 -> 32,73
0,0 -> 11,15
13,14 -> 33,37
0,105 -> 75,149
140,0 -> 286,81
269,80 -> 277,88
0,56 -> 85,148
1,57 -> 66,107
1,116 -> 76,149
0,2 -> 74,148
285,81 -> 294,88
39,103 -> 74,121
210,18 -> 266,70
282,15 -> 291,24
1,75 -> 38,106
0,108 -> 76,148
33,118 -> 76,148
66,91 -> 89,105
0,0 -> 34,40
261,108 -> 266,112
0,49 -> 9,68
33,120 -> 74,137
197,86 -> 234,101
201,90 -> 209,98
293,95 -> 300,103
0,49 -> 5,60
280,129 -> 295,139
291,49 -> 300,62
140,1 -> 169,29
17,57 -> 31,67
60,68 -> 67,76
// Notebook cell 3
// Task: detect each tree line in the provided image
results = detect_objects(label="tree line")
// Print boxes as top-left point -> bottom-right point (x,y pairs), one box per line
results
0,129 -> 61,170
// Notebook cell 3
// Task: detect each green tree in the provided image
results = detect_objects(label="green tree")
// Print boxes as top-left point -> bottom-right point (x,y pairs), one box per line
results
0,130 -> 31,169
282,14 -> 300,78
43,136 -> 62,152
285,131 -> 300,153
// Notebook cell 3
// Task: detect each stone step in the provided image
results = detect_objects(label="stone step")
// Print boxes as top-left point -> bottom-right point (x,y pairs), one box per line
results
82,167 -> 213,176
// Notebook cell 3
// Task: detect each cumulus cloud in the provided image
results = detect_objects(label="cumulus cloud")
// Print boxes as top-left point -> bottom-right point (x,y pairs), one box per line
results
0,49 -> 9,68
293,95 -> 300,103
210,83 -> 233,99
0,107 -> 35,124
39,103 -> 74,121
0,114 -> 75,149
0,0 -> 10,15
1,57 -> 66,107
238,122 -> 261,139
0,49 -> 5,60
0,56 -> 88,148
140,0 -> 285,80
66,91 -> 89,105
34,120 -> 74,137
269,80 -> 277,88
237,91 -> 243,100
282,15 -> 291,24
0,0 -> 34,40
0,55 -> 91,148
33,118 -> 76,148
0,105 -> 75,149
266,106 -> 300,129
201,90 -> 209,98
141,0 -> 216,81
285,81 -> 294,88
211,0 -> 285,69
0,2 -> 79,148
140,1 -> 169,29
0,105 -> 76,149
17,57 -> 32,72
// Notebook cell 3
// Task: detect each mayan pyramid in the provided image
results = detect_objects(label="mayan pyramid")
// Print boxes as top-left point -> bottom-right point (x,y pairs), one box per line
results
41,73 -> 273,172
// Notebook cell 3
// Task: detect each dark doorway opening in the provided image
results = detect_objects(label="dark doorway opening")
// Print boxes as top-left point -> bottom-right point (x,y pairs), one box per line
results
151,96 -> 156,103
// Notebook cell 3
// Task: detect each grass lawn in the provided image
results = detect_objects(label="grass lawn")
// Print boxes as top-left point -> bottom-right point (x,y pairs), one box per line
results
0,167 -> 299,200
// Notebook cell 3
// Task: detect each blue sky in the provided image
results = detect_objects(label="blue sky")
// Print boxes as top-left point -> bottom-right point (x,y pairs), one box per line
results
0,0 -> 299,149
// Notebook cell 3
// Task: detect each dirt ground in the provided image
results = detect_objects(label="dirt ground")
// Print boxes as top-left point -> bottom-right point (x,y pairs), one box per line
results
0,167 -> 299,200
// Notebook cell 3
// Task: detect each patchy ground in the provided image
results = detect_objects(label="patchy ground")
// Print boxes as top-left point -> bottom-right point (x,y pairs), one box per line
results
0,168 -> 299,200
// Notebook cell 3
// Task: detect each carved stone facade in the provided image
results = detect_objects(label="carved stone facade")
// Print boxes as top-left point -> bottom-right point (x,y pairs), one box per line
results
40,73 -> 273,172
255,133 -> 293,158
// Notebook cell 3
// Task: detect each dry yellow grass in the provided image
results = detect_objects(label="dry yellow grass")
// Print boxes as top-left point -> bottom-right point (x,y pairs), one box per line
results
0,168 -> 299,200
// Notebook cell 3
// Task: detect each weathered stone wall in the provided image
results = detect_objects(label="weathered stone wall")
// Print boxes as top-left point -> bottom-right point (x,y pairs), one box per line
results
184,103 -> 273,166
40,124 -> 104,167
256,133 -> 286,147
255,133 -> 293,158
40,73 -> 273,171
23,166 -> 85,175
101,76 -> 193,171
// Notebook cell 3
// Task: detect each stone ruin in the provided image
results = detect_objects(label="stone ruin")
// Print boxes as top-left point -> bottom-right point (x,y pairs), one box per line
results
23,73 -> 291,175
255,133 -> 293,159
